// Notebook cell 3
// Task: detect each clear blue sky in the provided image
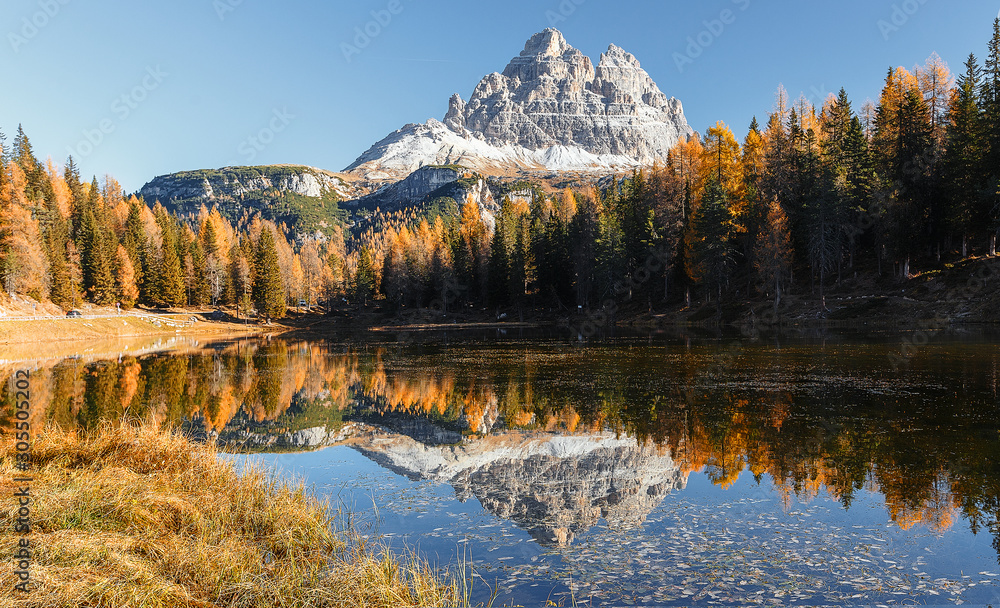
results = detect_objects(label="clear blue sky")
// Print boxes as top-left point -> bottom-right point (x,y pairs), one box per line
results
2,0 -> 998,191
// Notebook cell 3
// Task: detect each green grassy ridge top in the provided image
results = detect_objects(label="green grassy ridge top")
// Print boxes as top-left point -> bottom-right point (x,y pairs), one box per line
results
154,164 -> 345,185
146,166 -> 349,235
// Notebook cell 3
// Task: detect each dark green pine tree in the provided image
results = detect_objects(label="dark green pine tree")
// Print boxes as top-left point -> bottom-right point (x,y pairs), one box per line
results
874,84 -> 933,275
189,235 -> 209,305
569,193 -> 598,308
508,216 -> 531,310
252,228 -> 285,319
228,239 -> 252,313
81,210 -> 117,305
898,88 -> 935,259
12,124 -> 38,177
617,170 -> 655,281
77,179 -> 117,305
200,214 -> 220,259
739,117 -> 768,264
686,179 -> 736,312
487,199 -> 511,308
11,125 -> 51,204
536,214 -> 573,308
236,233 -> 257,310
154,208 -> 185,307
841,115 -> 875,267
822,89 -> 856,166
785,107 -> 807,235
818,89 -> 860,281
71,175 -> 95,264
797,118 -> 840,299
982,18 -> 1000,252
352,245 -> 376,310
65,158 -> 87,242
944,54 -> 986,253
43,196 -> 74,308
595,198 -> 625,301
122,200 -> 148,302
177,226 -> 205,306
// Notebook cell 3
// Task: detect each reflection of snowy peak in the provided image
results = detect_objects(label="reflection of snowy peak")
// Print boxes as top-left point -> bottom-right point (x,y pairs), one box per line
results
351,428 -> 687,545
346,28 -> 693,181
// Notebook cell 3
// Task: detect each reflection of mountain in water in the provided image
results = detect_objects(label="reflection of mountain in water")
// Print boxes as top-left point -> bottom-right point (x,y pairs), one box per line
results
7,336 -> 1000,552
350,424 -> 686,545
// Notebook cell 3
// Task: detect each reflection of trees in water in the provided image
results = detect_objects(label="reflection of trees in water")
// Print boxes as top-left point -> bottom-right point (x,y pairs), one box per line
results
3,339 -> 1000,559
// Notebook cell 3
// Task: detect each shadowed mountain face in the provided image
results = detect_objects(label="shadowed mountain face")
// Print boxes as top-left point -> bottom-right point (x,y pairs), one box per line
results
347,29 -> 693,180
349,427 -> 687,546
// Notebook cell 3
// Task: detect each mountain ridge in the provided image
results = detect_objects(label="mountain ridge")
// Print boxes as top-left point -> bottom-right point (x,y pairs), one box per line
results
346,28 -> 693,180
138,165 -> 368,237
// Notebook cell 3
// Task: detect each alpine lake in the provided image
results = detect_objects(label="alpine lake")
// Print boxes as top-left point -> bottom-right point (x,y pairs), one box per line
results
7,326 -> 1000,607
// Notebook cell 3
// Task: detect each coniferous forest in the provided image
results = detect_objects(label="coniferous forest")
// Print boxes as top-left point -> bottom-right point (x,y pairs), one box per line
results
2,19 -> 999,321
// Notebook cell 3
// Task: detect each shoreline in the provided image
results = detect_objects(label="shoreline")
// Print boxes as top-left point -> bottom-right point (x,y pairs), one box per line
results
0,422 -> 458,607
0,314 -> 265,346
6,252 -> 1000,346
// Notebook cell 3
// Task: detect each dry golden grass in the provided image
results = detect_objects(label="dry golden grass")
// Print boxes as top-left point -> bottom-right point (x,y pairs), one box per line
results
0,421 -> 460,608
0,315 -> 262,345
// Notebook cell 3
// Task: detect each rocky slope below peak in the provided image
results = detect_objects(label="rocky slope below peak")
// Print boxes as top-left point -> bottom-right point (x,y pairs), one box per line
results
347,165 -> 502,231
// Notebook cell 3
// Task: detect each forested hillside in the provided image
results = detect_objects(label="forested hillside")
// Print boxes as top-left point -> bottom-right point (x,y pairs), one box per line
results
1,19 -> 997,322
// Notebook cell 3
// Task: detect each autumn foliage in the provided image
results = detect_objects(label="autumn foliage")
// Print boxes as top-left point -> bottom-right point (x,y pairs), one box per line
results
1,19 -> 999,316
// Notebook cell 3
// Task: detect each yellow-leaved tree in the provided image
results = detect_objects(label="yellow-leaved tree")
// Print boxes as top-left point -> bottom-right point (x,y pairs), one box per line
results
754,200 -> 793,313
700,121 -> 744,228
916,52 -> 954,143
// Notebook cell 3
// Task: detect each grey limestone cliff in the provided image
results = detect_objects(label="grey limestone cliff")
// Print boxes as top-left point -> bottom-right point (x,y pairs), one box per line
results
347,29 -> 694,180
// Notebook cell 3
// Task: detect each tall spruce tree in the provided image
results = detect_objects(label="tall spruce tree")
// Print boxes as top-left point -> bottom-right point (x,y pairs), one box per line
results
122,200 -> 148,301
12,125 -> 38,179
78,179 -> 116,304
253,228 -> 285,319
983,18 -> 1000,252
43,194 -> 74,307
487,198 -> 511,307
944,54 -> 986,253
569,192 -> 599,307
154,208 -> 185,307
874,69 -> 933,276
685,179 -> 736,311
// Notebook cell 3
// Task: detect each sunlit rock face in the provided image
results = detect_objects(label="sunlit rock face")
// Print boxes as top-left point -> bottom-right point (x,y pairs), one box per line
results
140,166 -> 349,204
347,28 -> 693,180
459,29 -> 691,160
350,427 -> 688,545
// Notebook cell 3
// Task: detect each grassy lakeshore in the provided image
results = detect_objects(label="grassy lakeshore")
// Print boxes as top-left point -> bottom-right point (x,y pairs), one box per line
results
0,423 -> 460,608
0,315 -> 263,345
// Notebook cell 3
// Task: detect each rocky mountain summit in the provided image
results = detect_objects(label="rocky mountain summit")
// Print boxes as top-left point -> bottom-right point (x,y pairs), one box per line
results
347,28 -> 693,180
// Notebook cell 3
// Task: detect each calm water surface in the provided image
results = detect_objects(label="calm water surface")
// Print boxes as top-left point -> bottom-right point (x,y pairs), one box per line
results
5,328 -> 1000,606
